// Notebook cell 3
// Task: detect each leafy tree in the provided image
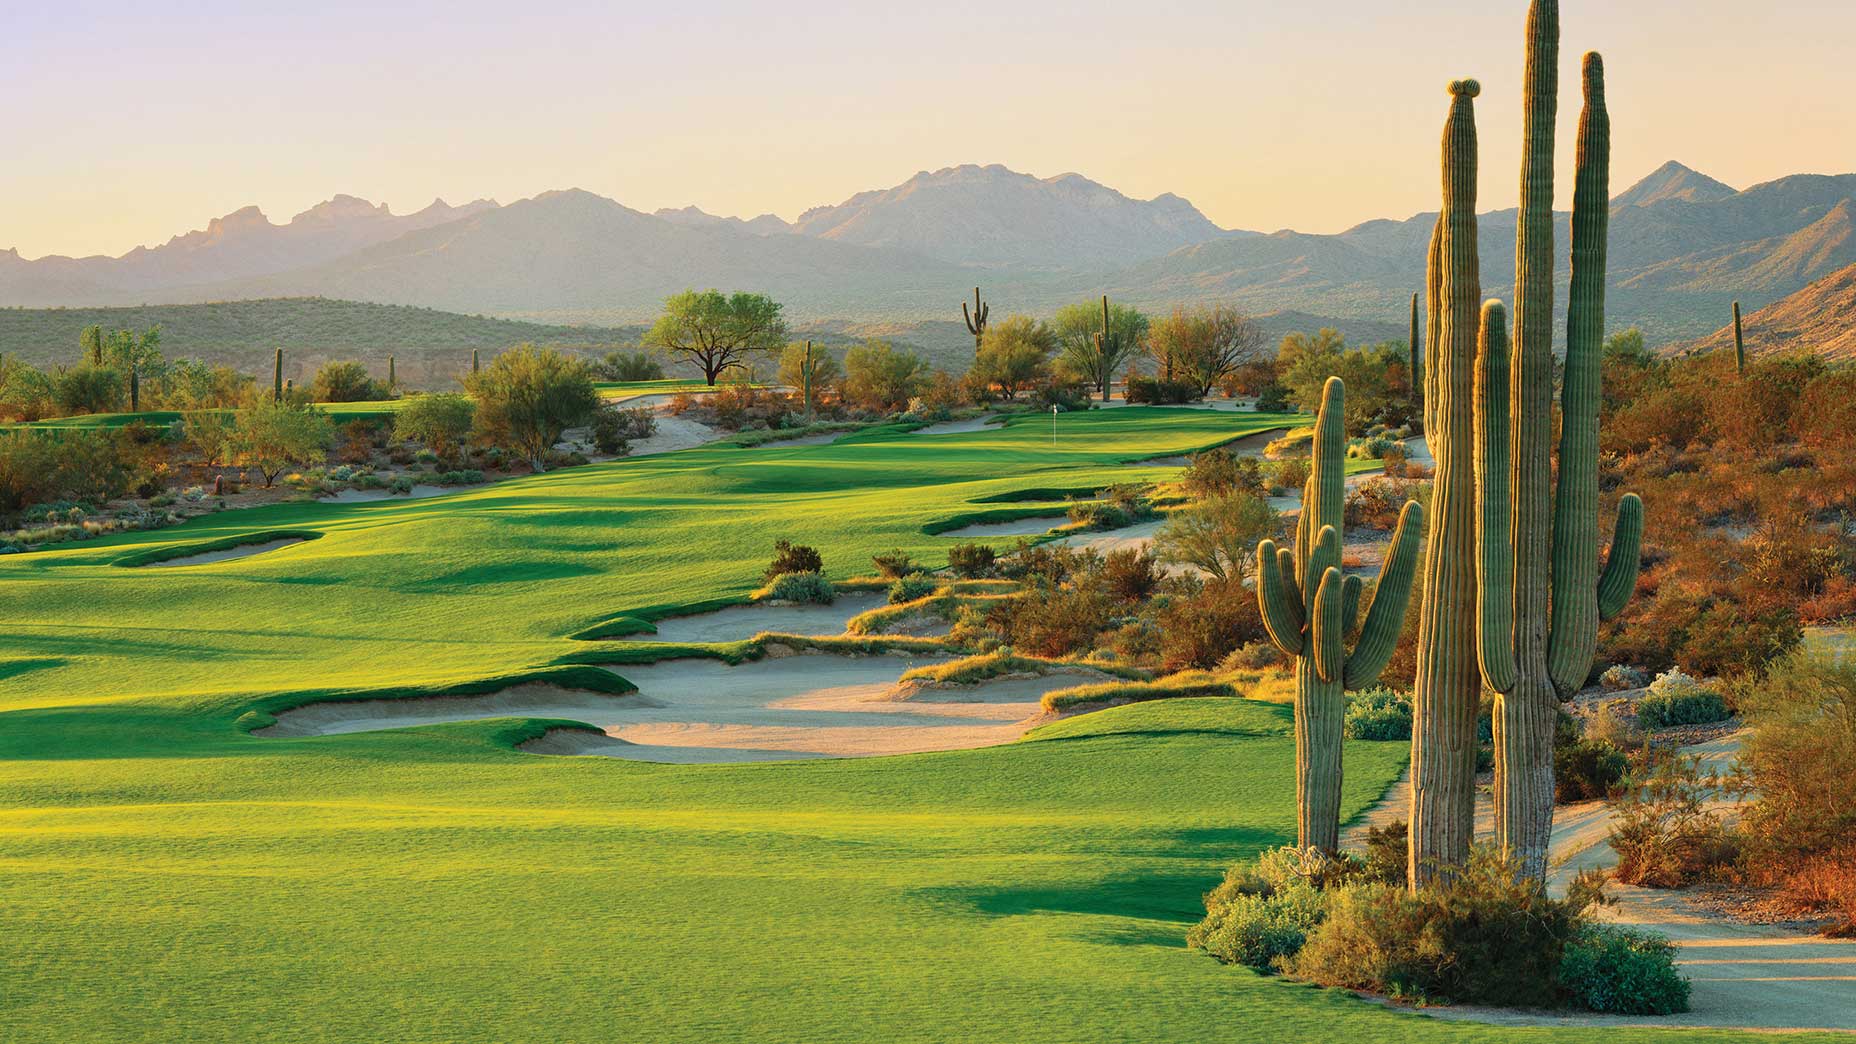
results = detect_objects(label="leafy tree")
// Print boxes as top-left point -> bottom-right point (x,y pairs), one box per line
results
644,289 -> 787,386
1153,491 -> 1278,581
0,359 -> 55,422
596,350 -> 665,382
311,360 -> 385,403
973,315 -> 1055,401
394,393 -> 477,461
1278,330 -> 1395,434
1147,304 -> 1265,397
778,341 -> 841,413
1053,298 -> 1147,401
840,340 -> 928,413
183,410 -> 239,468
235,400 -> 334,487
464,345 -> 600,469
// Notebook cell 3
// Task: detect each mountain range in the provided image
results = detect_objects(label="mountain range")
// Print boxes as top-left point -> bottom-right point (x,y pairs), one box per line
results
1674,260 -> 1856,363
5,161 -> 1855,351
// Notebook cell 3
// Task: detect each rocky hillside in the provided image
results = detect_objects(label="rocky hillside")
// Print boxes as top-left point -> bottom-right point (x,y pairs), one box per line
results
1670,261 -> 1856,363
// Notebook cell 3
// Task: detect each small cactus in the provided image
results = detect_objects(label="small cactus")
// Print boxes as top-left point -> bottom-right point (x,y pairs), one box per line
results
1257,376 -> 1423,852
961,287 -> 990,356
273,347 -> 284,403
472,349 -> 481,374
1732,301 -> 1746,375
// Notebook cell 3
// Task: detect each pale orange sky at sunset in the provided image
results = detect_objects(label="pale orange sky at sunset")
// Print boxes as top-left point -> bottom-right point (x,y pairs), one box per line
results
6,0 -> 1852,259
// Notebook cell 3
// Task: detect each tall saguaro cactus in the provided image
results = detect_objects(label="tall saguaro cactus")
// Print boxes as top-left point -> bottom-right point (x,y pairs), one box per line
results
273,348 -> 284,403
1409,78 -> 1486,888
1473,46 -> 1645,881
472,349 -> 481,375
1732,301 -> 1746,375
1257,377 -> 1424,852
962,287 -> 990,357
388,354 -> 397,388
1409,292 -> 1422,414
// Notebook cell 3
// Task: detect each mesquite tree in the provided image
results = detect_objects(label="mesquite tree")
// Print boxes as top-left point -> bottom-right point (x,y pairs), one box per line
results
1257,376 -> 1423,852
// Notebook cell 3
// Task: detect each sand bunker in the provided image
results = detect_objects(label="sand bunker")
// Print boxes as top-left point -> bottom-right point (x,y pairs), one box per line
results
619,591 -> 889,644
941,515 -> 1068,539
320,484 -> 450,504
263,654 -> 1083,762
144,537 -> 308,568
911,416 -> 1005,437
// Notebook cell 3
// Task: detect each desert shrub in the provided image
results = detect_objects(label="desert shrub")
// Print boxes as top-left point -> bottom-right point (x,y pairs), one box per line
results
762,571 -> 834,605
1600,664 -> 1646,691
1345,477 -> 1421,531
465,345 -> 600,468
765,539 -> 823,581
841,340 -> 928,413
596,350 -> 664,382
1636,670 -> 1730,729
1559,925 -> 1691,1015
1344,687 -> 1413,741
1609,754 -> 1737,888
1273,457 -> 1310,493
1555,738 -> 1630,803
1255,383 -> 1290,412
986,580 -> 1114,658
1181,448 -> 1266,500
310,360 -> 386,403
1029,378 -> 1093,413
394,393 -> 477,461
590,404 -> 657,454
1154,573 -> 1269,672
1100,548 -> 1159,602
1189,877 -> 1327,971
1219,640 -> 1284,671
887,573 -> 936,605
1362,821 -> 1409,885
1153,491 -> 1276,581
1285,849 -> 1604,1008
870,549 -> 914,579
947,542 -> 996,579
1124,376 -> 1199,405
435,469 -> 485,485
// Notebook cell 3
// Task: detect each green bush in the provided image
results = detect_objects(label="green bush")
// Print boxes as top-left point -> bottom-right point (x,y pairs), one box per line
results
1189,847 -> 1367,971
1637,671 -> 1731,729
1555,738 -> 1630,803
871,549 -> 914,579
888,573 -> 936,605
1125,376 -> 1199,405
1255,384 -> 1290,412
947,542 -> 995,578
765,539 -> 823,581
1286,849 -> 1603,1008
1559,924 -> 1690,1015
762,571 -> 834,605
1344,687 -> 1413,741
591,404 -> 657,454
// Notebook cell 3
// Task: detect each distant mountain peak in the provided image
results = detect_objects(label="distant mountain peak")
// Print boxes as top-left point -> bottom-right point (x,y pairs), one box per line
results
1613,161 -> 1737,208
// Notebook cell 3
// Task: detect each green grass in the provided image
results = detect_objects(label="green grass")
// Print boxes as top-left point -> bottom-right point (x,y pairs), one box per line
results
0,405 -> 1792,1042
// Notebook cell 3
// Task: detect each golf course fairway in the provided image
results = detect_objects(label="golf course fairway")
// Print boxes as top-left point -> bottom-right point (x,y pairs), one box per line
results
0,408 -> 1800,1042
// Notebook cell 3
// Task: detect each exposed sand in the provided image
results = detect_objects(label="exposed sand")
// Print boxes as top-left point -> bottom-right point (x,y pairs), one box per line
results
627,414 -> 722,456
1059,519 -> 1165,555
1344,728 -> 1856,1031
912,416 -> 1005,437
942,515 -> 1069,539
261,653 -> 1083,762
320,484 -> 450,503
144,537 -> 307,568
257,682 -> 660,738
619,591 -> 889,644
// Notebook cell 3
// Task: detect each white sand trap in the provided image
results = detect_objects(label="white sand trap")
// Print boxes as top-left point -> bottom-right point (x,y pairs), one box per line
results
265,654 -> 1082,762
627,414 -> 722,456
1059,519 -> 1165,555
145,537 -> 307,568
620,591 -> 889,643
321,484 -> 450,503
1347,729 -> 1856,1032
912,416 -> 1005,437
942,515 -> 1069,539
258,683 -> 661,738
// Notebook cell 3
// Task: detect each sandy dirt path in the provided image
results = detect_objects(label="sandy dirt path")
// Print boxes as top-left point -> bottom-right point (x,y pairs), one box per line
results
1344,729 -> 1856,1031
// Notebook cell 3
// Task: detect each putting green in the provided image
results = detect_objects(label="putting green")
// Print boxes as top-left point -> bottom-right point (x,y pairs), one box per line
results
0,408 -> 1749,1042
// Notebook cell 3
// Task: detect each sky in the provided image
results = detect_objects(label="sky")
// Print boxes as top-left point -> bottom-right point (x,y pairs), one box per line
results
5,0 -> 1854,259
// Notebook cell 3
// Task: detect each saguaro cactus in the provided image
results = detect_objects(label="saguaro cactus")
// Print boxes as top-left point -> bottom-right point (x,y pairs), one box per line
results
1732,301 -> 1746,375
1473,47 -> 1645,882
1409,78 -> 1485,888
1093,294 -> 1118,403
472,349 -> 481,375
962,287 -> 990,356
1409,291 -> 1422,413
129,363 -> 140,412
388,354 -> 397,388
1257,377 -> 1424,852
273,348 -> 284,403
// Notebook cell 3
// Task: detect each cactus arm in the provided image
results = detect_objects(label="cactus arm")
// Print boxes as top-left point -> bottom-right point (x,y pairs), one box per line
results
1257,539 -> 1306,657
1473,299 -> 1518,695
1293,481 -> 1311,578
1596,493 -> 1643,621
1310,524 -> 1342,591
1344,500 -> 1424,689
1341,574 -> 1364,640
1310,567 -> 1347,685
1546,51 -> 1612,698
